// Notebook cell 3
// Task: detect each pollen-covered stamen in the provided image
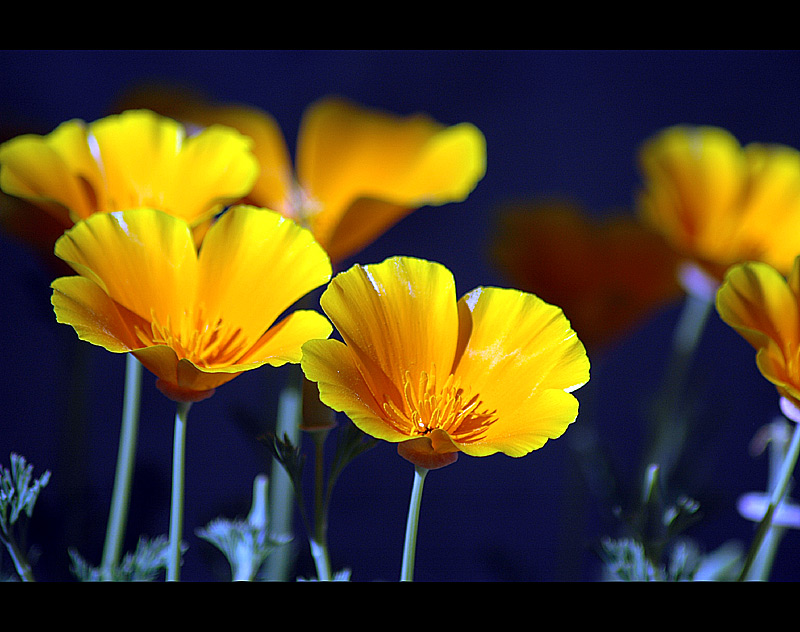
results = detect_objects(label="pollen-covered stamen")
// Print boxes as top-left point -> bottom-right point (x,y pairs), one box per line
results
135,305 -> 252,368
381,366 -> 497,440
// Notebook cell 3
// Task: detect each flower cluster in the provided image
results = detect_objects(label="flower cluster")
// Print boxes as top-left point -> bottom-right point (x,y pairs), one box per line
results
3,90 -> 800,583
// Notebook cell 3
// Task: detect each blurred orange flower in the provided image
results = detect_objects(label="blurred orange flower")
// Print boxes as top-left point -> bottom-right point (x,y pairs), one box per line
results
301,256 -> 589,469
638,125 -> 800,283
115,89 -> 487,263
51,206 -> 332,402
0,109 -> 260,258
716,255 -> 800,411
490,201 -> 682,349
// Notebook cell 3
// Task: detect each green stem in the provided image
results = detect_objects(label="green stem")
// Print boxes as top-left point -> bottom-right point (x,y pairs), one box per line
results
1,535 -> 35,582
264,371 -> 302,581
738,406 -> 800,581
400,465 -> 428,582
643,281 -> 714,489
310,430 -> 332,581
167,401 -> 192,582
101,354 -> 142,579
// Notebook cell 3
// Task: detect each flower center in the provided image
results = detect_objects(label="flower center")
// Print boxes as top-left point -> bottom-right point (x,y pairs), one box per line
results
135,306 -> 250,368
382,368 -> 496,440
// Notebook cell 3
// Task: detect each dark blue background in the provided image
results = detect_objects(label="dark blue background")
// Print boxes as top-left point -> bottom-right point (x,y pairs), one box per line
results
1,49 -> 798,581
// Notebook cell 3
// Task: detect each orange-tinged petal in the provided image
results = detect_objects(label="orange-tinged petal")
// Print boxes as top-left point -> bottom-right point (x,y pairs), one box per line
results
0,118 -> 104,223
197,205 -> 331,343
451,287 -> 589,456
301,337 -> 405,442
88,110 -> 259,226
51,276 -> 148,352
319,256 -> 459,405
716,260 -> 800,353
54,208 -> 199,327
296,97 -> 486,251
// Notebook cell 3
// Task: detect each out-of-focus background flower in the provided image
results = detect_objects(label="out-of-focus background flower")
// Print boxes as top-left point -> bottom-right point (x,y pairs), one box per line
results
1,49 -> 798,581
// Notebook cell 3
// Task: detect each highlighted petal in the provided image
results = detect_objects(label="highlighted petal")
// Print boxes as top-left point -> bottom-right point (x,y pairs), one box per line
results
197,206 -> 331,342
54,208 -> 199,326
452,287 -> 589,456
319,257 -> 459,402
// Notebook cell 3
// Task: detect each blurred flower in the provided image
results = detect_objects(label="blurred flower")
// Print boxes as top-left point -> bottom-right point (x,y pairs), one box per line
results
0,109 -> 260,254
716,255 -> 800,409
490,201 -> 682,349
115,88 -> 486,263
51,205 -> 332,403
301,256 -> 589,470
638,125 -> 800,283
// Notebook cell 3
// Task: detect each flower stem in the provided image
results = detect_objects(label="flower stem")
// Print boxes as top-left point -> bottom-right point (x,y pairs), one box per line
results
400,465 -> 429,582
644,279 -> 714,487
310,430 -> 332,581
264,371 -> 302,581
738,404 -> 800,581
101,354 -> 142,579
167,401 -> 192,582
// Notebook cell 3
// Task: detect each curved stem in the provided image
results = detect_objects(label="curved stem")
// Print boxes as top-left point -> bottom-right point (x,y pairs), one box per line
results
738,408 -> 800,581
101,355 -> 142,579
400,465 -> 428,582
167,401 -> 192,582
1,535 -> 35,582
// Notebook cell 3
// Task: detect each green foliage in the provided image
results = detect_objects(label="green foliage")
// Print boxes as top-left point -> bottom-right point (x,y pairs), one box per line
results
69,536 -> 178,581
0,453 -> 50,536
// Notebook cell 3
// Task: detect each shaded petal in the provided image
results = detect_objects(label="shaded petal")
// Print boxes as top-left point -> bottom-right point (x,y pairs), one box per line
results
131,344 -> 235,396
319,256 -> 459,405
451,287 -> 589,456
716,260 -> 800,352
297,97 -> 485,249
89,110 -> 259,226
54,208 -> 199,326
301,338 -> 406,442
51,276 -> 148,352
0,118 -> 105,223
197,206 -> 331,343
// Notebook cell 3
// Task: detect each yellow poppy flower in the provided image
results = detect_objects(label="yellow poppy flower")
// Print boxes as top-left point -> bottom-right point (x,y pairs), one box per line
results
51,205 -> 333,403
115,90 -> 487,263
0,109 -> 259,240
300,256 -> 590,469
638,125 -> 800,282
716,255 -> 800,410
490,201 -> 682,349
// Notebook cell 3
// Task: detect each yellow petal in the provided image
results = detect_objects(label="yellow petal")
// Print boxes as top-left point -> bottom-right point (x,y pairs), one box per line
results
235,309 -> 333,368
297,97 -> 485,249
319,256 -> 459,405
301,337 -> 407,442
51,276 -> 147,352
451,287 -> 589,456
716,260 -> 800,352
88,110 -> 259,225
0,119 -> 105,223
196,205 -> 331,343
54,208 -> 199,326
638,125 -> 747,263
